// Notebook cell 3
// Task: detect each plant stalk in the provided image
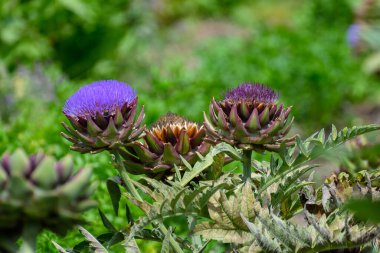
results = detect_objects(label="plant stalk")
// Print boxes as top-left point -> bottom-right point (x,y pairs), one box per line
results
113,151 -> 142,201
242,149 -> 252,181
19,222 -> 40,253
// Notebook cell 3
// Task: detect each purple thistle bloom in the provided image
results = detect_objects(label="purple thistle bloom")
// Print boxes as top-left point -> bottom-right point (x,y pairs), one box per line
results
61,80 -> 144,153
63,80 -> 136,118
224,83 -> 278,104
347,24 -> 361,48
204,82 -> 294,151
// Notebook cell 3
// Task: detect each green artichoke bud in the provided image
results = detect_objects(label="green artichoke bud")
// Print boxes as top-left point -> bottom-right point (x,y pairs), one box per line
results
204,83 -> 294,151
0,149 -> 95,240
120,113 -> 211,179
62,80 -> 144,153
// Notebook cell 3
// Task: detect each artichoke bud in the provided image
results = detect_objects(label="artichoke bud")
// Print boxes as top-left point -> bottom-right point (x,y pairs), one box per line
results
56,155 -> 74,182
62,80 -> 145,154
57,168 -> 92,199
31,156 -> 57,189
204,83 -> 295,151
0,150 -> 95,238
121,113 -> 211,179
9,149 -> 29,177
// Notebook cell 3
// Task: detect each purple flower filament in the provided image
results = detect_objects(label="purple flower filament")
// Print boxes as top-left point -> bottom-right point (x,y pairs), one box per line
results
224,83 -> 278,103
63,80 -> 136,118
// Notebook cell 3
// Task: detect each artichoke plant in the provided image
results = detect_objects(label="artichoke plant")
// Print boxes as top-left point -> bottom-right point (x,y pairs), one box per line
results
0,149 -> 95,252
62,80 -> 144,153
204,83 -> 294,151
120,113 -> 210,179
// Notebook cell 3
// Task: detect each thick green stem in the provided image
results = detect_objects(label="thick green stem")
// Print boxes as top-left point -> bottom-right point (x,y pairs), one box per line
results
242,149 -> 253,181
19,223 -> 40,253
113,151 -> 142,201
112,150 -> 184,253
157,223 -> 185,253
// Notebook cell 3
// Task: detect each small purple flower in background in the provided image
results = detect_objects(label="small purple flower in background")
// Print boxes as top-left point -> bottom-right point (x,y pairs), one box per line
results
347,24 -> 361,49
204,82 -> 295,151
62,80 -> 144,153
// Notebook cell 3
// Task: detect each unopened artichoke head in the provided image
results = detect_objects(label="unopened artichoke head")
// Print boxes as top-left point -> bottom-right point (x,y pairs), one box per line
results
0,149 -> 95,238
204,83 -> 294,151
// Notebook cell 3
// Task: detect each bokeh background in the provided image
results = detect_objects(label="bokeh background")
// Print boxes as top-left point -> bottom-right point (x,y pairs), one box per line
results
1,0 -> 380,251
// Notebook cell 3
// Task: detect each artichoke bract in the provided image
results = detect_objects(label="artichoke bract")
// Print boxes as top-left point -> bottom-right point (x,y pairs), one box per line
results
0,149 -> 95,241
120,113 -> 210,178
204,83 -> 294,151
62,80 -> 144,153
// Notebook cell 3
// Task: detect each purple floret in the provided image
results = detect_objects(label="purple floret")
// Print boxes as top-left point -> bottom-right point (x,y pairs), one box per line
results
224,83 -> 278,103
63,80 -> 136,118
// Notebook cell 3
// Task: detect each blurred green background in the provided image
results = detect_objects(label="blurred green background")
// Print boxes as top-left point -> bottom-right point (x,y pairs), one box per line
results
1,0 -> 380,251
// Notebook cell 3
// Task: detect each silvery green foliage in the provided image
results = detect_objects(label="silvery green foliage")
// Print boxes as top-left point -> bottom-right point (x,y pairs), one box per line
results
193,125 -> 380,252
237,169 -> 380,253
123,124 -> 380,252
240,208 -> 380,253
193,183 -> 255,244
125,173 -> 239,252
56,124 -> 380,252
53,226 -> 136,253
194,171 -> 380,253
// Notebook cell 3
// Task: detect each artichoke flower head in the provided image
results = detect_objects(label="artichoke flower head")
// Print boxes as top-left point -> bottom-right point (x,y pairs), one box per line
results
0,149 -> 95,240
204,83 -> 294,151
120,113 -> 210,179
62,80 -> 144,153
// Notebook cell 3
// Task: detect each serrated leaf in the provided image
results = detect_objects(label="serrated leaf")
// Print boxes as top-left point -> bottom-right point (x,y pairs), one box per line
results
107,232 -> 125,248
123,238 -> 141,253
170,188 -> 187,211
126,181 -> 230,248
330,125 -> 337,141
124,192 -> 152,214
160,229 -> 171,253
52,241 -> 70,253
194,184 -> 256,243
107,177 -> 121,215
296,136 -> 309,157
126,203 -> 134,224
194,222 -> 253,244
180,143 -> 242,187
317,129 -> 325,144
240,214 -> 283,252
78,226 -> 108,253
98,209 -> 117,232
174,164 -> 182,181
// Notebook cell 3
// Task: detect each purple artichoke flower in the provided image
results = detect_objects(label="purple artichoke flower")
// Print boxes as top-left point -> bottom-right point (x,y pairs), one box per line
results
62,80 -> 144,153
119,113 -> 210,179
204,83 -> 294,151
